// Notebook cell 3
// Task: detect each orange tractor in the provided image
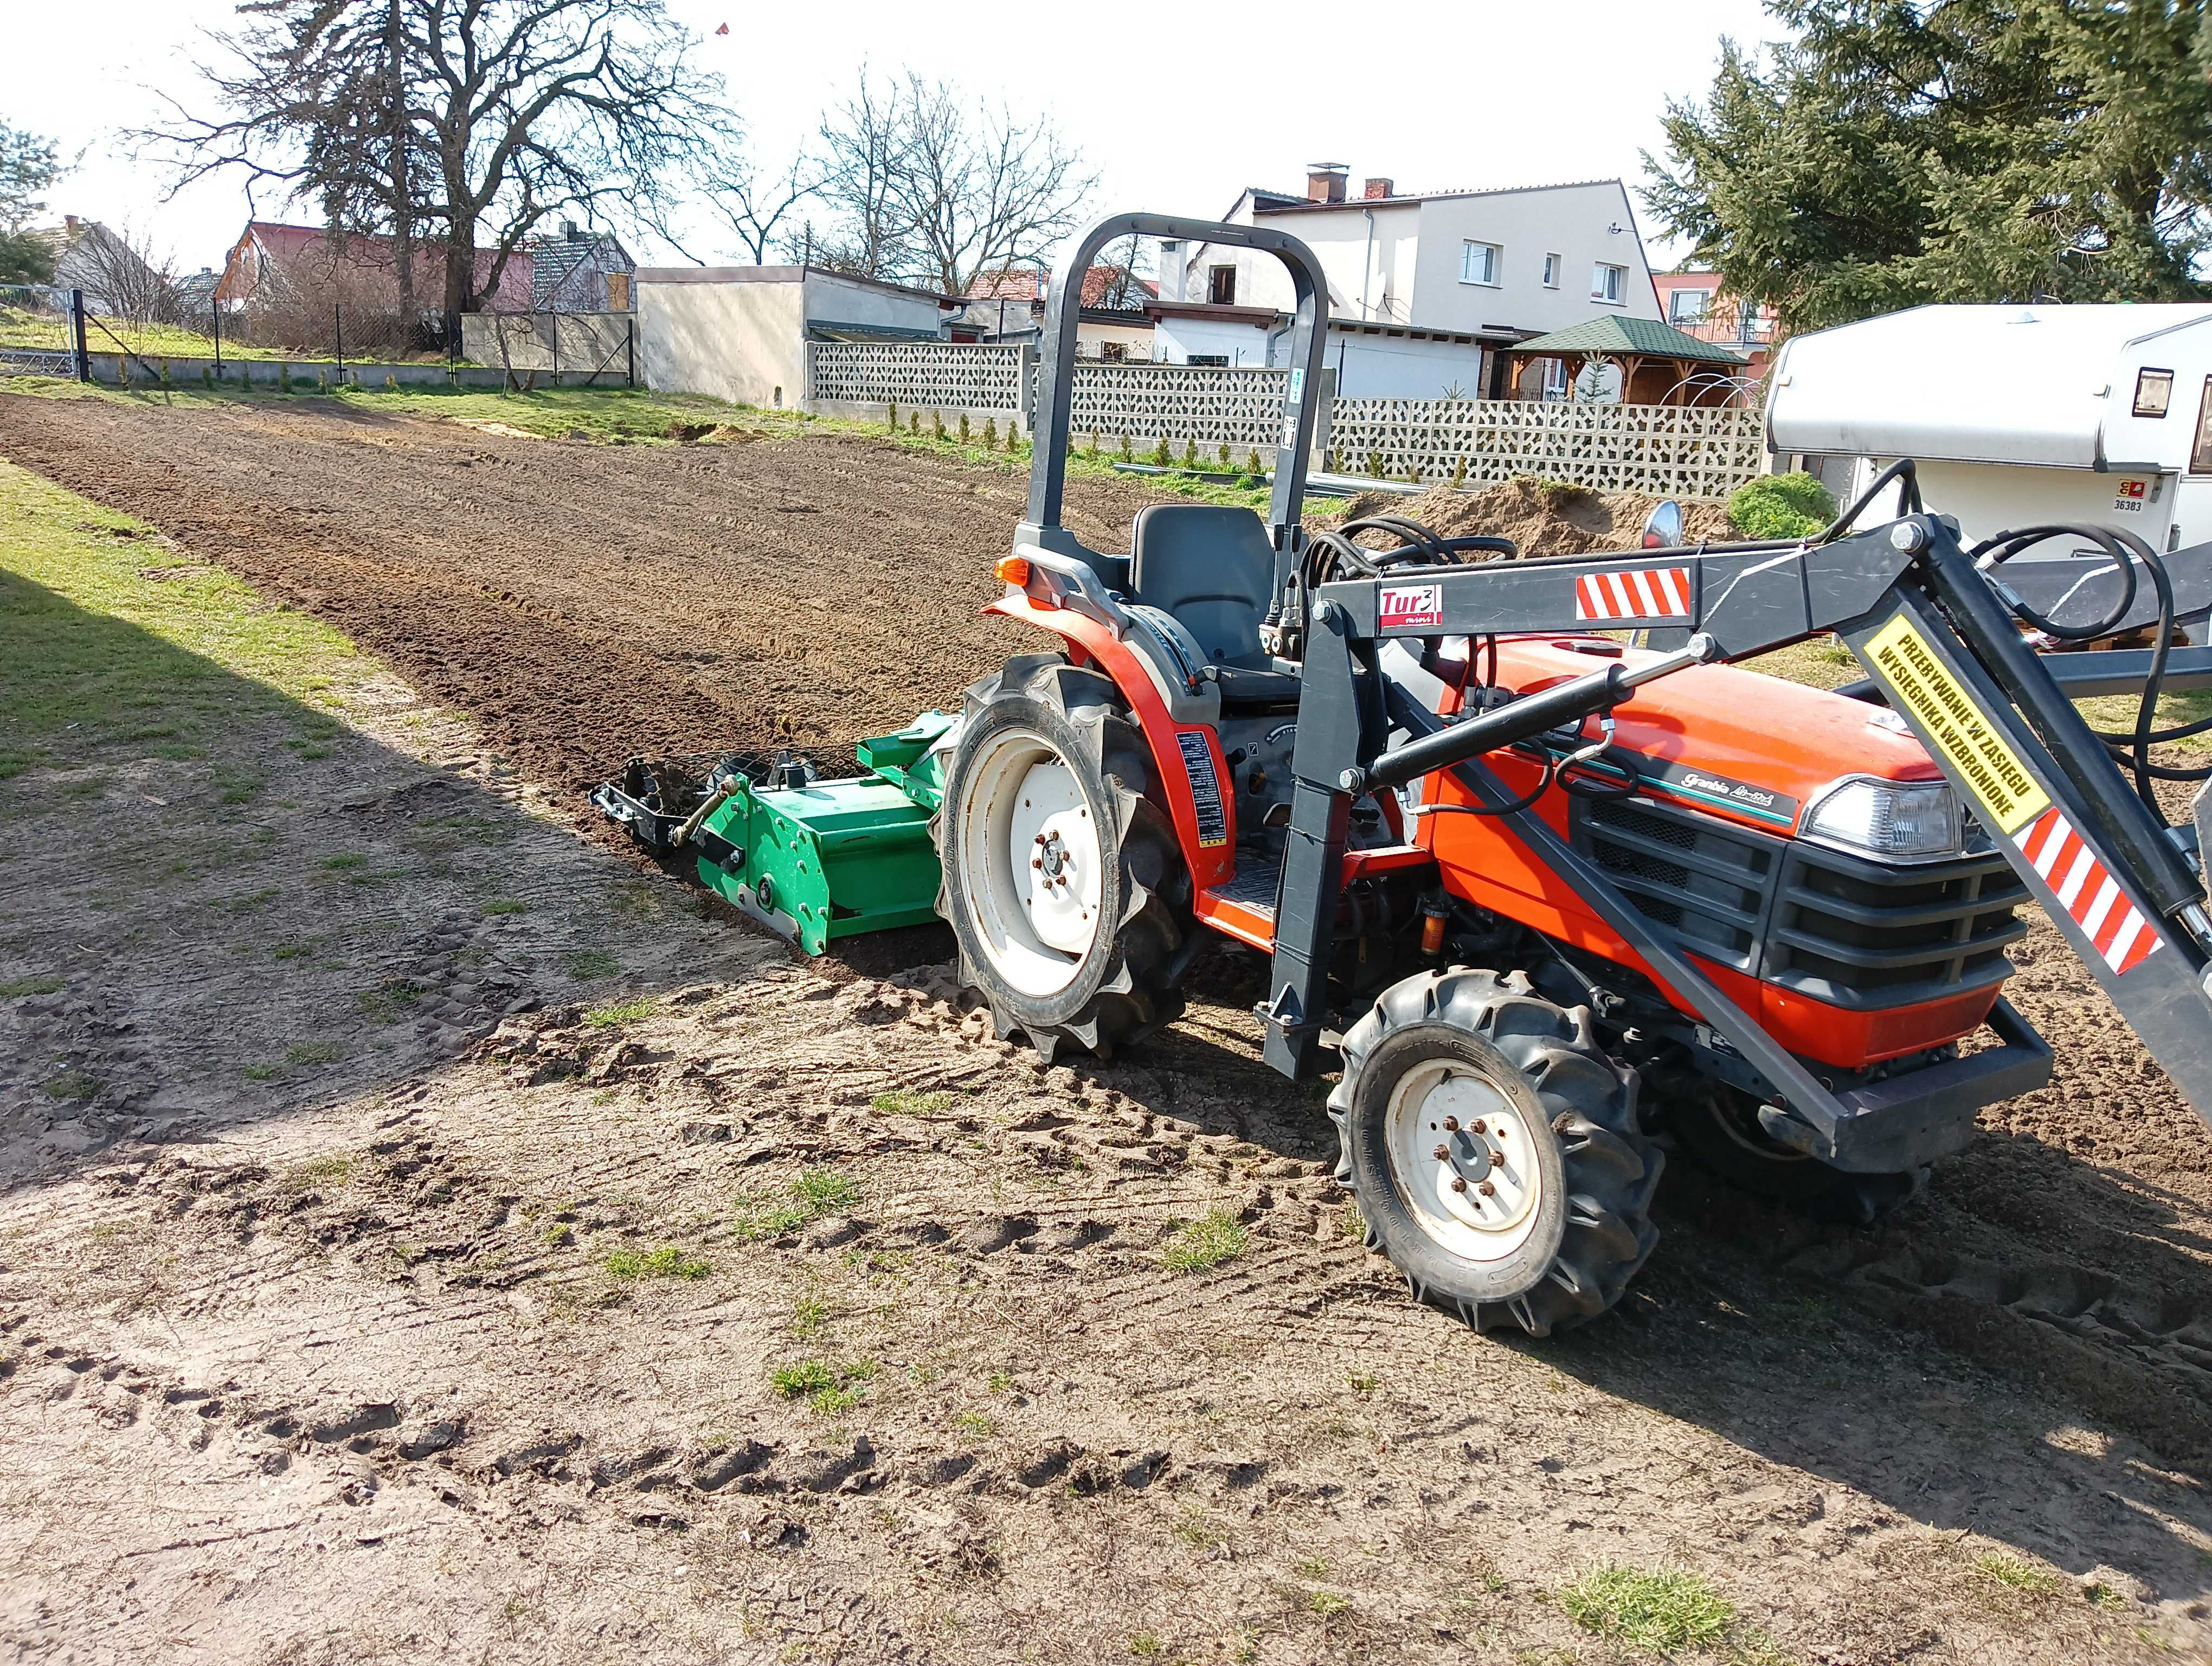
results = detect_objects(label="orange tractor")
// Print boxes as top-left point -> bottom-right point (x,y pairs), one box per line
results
926,215 -> 2212,1336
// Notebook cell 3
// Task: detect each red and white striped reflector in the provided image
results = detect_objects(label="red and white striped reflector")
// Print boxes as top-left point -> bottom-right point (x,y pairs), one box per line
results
2015,806 -> 2162,976
1574,566 -> 1693,623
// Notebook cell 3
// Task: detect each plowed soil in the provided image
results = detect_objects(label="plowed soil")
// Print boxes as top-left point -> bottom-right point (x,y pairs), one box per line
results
7,391 -> 2212,1664
0,395 -> 1169,794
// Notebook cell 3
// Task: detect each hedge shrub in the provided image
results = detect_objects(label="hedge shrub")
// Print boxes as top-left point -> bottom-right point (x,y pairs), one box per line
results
1728,471 -> 1838,540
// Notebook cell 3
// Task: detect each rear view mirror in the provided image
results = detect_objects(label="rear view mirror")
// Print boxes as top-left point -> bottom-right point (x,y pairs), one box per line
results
1641,499 -> 1684,550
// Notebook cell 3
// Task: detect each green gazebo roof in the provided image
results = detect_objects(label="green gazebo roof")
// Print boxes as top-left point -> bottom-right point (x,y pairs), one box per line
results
1510,315 -> 1747,365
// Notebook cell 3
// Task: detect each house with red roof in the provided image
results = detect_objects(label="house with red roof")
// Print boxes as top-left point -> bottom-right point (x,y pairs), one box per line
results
214,221 -> 536,315
956,263 -> 1158,359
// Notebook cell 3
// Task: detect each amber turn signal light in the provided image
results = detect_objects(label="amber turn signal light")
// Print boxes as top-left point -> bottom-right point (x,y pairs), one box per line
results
995,555 -> 1031,586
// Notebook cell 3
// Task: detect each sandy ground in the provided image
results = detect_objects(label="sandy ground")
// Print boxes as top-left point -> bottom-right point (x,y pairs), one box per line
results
5,392 -> 2212,1663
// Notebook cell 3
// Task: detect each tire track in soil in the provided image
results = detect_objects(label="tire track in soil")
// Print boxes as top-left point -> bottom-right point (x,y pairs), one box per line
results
14,392 -> 2212,1649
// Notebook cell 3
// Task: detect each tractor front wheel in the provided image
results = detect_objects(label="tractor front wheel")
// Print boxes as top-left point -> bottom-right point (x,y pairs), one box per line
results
1329,968 -> 1663,1337
934,654 -> 1194,1062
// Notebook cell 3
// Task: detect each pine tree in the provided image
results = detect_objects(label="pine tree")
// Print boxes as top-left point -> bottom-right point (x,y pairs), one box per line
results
1644,0 -> 2212,329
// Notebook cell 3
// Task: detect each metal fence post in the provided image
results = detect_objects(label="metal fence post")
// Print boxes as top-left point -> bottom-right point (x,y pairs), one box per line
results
70,289 -> 89,382
1018,343 -> 1037,434
333,304 -> 344,383
211,299 -> 222,376
626,317 -> 636,388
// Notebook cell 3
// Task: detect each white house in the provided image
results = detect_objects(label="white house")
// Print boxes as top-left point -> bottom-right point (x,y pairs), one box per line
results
635,265 -> 957,408
1155,166 -> 1666,398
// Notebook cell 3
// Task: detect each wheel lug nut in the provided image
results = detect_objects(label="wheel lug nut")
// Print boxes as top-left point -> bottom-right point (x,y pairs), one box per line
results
1032,858 -> 1043,869
1433,1143 -> 1449,1161
1450,1176 -> 1468,1193
1477,1181 -> 1496,1197
1470,1119 -> 1487,1135
1442,1116 -> 1459,1132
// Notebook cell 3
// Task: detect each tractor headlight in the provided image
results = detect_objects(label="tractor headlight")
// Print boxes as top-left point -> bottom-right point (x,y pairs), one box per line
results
1802,777 -> 1963,864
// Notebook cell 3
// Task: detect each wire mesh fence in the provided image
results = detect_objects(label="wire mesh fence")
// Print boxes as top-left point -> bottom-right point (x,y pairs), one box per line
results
0,285 -> 86,379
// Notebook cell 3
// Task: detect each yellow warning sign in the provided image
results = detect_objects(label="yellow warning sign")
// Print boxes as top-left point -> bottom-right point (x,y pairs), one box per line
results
1862,614 -> 2050,834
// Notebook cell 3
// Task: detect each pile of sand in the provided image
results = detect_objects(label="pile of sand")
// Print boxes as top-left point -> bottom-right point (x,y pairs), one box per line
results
1322,477 -> 1736,561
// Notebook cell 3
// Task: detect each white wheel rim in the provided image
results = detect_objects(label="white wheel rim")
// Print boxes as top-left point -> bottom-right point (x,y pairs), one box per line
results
956,727 -> 1104,998
1385,1060 -> 1544,1262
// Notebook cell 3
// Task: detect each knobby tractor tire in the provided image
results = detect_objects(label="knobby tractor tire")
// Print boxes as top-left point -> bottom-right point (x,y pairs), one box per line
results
934,653 -> 1196,1063
1667,1084 -> 1926,1227
1329,967 -> 1663,1337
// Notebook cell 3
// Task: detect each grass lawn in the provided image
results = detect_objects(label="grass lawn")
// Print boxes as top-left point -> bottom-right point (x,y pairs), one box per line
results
0,459 -> 370,783
0,304 -> 327,364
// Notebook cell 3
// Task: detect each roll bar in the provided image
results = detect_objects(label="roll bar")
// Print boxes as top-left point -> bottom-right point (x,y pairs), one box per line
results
1021,213 -> 1333,560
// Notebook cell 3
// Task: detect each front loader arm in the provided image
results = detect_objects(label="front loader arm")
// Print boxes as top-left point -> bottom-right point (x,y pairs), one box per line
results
1277,517 -> 2212,1144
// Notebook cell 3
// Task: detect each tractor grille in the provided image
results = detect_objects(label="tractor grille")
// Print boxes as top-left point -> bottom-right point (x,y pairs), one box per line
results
1573,793 -> 2028,1010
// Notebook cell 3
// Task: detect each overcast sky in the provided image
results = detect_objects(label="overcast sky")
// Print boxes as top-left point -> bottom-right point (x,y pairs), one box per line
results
9,0 -> 1780,278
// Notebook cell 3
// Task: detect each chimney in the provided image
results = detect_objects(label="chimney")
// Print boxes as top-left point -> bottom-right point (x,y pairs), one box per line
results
1156,239 -> 1185,304
561,219 -> 578,241
64,214 -> 80,235
1306,163 -> 1348,204
1363,177 -> 1394,200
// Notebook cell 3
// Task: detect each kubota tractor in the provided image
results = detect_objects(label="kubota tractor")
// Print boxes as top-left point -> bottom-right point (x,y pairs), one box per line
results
930,214 -> 2212,1336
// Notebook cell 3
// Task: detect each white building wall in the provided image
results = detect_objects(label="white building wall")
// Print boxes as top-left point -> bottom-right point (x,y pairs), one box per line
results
800,272 -> 944,336
1407,182 -> 1662,334
1191,181 -> 1662,338
636,273 -> 806,407
1320,331 -> 1490,399
1154,314 -> 1277,367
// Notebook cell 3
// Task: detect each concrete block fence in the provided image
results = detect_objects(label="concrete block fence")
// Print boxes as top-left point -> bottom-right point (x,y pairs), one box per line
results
806,340 -> 1764,499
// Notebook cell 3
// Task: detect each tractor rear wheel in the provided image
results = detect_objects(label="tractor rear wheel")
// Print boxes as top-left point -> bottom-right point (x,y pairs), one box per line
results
934,654 -> 1195,1062
1667,1084 -> 1925,1226
1329,968 -> 1663,1337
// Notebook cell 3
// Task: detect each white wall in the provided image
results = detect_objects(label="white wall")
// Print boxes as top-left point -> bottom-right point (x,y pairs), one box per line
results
1154,314 -> 1276,367
801,272 -> 944,336
1078,317 -> 1153,358
1409,182 -> 1661,334
1196,182 -> 1661,338
1199,201 -> 1420,324
1320,331 -> 1490,399
637,274 -> 806,408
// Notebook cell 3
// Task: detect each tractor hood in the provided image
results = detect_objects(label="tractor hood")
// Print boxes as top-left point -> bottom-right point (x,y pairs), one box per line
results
1489,636 -> 1939,838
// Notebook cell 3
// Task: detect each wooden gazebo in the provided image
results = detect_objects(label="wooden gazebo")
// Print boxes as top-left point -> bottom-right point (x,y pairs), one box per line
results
1506,316 -> 1749,407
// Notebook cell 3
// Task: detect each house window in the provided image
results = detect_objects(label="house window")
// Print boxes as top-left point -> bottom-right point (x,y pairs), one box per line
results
605,271 -> 632,312
1188,354 -> 1230,368
1541,357 -> 1570,399
1459,241 -> 1501,286
1592,262 -> 1626,304
2192,377 -> 2212,475
1100,341 -> 1127,363
1208,265 -> 1237,305
1542,253 -> 1560,288
1668,288 -> 1708,324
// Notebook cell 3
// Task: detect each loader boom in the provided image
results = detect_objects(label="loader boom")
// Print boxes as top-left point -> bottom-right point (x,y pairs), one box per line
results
1273,517 -> 2212,1152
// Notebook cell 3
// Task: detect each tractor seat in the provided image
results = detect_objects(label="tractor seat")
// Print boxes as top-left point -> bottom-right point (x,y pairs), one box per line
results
1128,503 -> 1279,676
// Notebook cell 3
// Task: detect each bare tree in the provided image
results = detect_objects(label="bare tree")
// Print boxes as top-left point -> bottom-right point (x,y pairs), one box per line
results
148,0 -> 739,343
1088,233 -> 1152,309
714,150 -> 819,264
890,74 -> 1095,297
57,222 -> 182,323
651,144 -> 820,266
813,72 -> 917,281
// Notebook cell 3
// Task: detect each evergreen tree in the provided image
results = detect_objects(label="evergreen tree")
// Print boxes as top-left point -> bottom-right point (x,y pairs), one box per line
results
1644,0 -> 2212,329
